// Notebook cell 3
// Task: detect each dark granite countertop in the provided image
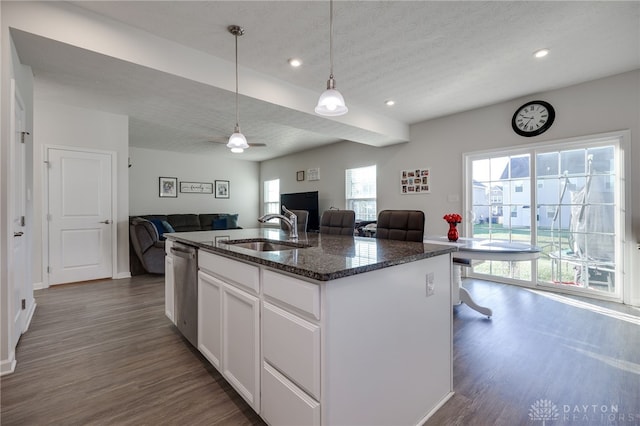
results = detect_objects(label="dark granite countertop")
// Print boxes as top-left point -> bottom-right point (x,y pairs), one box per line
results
165,228 -> 457,281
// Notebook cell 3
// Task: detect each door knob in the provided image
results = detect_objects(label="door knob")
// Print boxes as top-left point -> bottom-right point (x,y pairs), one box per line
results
100,220 -> 112,224
14,232 -> 24,237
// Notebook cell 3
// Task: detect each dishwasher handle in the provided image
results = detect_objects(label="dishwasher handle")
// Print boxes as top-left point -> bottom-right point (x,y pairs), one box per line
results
171,246 -> 196,259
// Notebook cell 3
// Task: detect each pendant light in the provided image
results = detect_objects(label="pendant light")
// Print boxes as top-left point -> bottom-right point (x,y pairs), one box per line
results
227,25 -> 249,153
315,0 -> 348,116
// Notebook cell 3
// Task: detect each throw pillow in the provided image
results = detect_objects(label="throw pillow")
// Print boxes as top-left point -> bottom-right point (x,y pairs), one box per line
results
212,218 -> 227,230
227,214 -> 239,228
149,219 -> 166,240
162,220 -> 175,233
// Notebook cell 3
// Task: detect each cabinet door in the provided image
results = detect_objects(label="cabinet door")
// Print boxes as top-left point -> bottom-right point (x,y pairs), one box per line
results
222,283 -> 260,411
198,271 -> 223,369
165,255 -> 175,323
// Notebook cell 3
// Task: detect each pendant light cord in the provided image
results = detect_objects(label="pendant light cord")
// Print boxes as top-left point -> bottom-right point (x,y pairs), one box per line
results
235,32 -> 240,129
329,0 -> 334,79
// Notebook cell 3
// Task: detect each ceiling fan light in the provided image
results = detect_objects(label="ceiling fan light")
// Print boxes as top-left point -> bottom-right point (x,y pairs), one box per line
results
227,131 -> 249,150
230,147 -> 244,154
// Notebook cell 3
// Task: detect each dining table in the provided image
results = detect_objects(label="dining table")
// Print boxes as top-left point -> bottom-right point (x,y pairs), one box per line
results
424,236 -> 541,318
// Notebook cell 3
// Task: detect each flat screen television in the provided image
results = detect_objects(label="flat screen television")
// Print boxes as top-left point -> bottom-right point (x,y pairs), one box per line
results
280,191 -> 319,231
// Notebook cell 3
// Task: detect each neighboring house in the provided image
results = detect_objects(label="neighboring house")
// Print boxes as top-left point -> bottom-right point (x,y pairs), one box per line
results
472,180 -> 490,223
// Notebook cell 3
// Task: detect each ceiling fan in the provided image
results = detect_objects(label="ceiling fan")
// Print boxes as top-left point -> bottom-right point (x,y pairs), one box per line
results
206,137 -> 267,149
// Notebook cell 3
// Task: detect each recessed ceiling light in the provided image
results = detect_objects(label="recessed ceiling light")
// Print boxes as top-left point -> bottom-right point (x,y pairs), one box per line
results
534,48 -> 549,59
288,58 -> 302,68
385,100 -> 395,106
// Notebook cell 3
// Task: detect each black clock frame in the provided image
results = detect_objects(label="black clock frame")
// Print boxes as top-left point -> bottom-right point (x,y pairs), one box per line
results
511,100 -> 555,137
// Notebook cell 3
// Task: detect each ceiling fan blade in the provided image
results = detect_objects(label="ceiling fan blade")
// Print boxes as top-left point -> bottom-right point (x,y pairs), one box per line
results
206,138 -> 266,148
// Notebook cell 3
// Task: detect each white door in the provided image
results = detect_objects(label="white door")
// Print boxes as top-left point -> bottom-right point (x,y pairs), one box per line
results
47,148 -> 113,285
10,80 -> 28,347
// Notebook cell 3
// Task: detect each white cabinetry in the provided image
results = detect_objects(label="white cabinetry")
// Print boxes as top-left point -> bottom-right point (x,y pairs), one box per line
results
164,240 -> 175,323
221,282 -> 260,408
197,271 -> 222,368
198,251 -> 260,411
261,270 -> 321,426
190,246 -> 452,426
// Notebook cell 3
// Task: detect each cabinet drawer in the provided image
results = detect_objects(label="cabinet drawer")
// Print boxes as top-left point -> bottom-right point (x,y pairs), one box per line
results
263,270 -> 320,320
262,362 -> 320,426
199,250 -> 259,294
263,302 -> 320,399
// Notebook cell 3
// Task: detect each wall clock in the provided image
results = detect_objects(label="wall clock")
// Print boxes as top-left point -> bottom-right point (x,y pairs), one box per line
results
511,100 -> 555,137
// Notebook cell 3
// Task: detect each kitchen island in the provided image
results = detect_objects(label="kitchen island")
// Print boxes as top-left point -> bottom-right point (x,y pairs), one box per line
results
164,228 -> 457,426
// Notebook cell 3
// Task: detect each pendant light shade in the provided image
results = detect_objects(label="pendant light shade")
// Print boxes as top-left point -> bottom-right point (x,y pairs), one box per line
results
227,25 -> 249,153
315,0 -> 348,116
315,77 -> 348,116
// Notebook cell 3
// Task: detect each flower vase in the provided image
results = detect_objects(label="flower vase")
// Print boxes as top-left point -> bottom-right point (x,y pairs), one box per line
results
447,222 -> 459,242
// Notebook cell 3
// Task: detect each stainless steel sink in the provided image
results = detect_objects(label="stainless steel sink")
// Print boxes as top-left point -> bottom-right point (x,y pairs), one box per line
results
221,238 -> 310,252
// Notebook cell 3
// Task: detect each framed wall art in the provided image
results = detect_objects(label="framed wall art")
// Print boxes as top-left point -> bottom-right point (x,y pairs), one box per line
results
180,181 -> 213,194
159,177 -> 178,198
400,168 -> 430,194
296,170 -> 305,181
215,180 -> 230,198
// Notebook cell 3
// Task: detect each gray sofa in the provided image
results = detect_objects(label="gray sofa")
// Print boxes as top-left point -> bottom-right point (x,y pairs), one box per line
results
129,213 -> 241,275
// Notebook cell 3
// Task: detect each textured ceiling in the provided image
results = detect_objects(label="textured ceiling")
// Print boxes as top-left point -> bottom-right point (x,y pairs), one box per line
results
9,1 -> 640,161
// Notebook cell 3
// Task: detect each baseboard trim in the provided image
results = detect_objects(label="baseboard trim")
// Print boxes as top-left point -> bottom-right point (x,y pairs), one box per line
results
115,272 -> 132,279
23,300 -> 37,333
416,391 -> 455,425
0,353 -> 16,376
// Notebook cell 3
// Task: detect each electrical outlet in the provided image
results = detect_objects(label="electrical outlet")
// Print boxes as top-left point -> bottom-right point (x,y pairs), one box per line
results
425,272 -> 435,297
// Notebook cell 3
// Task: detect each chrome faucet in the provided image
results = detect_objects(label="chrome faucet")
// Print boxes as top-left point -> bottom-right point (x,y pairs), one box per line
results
258,205 -> 298,240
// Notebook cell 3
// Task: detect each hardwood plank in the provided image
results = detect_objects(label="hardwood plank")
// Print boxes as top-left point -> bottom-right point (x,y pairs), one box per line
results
2,276 -> 638,425
425,279 -> 640,426
0,276 -> 264,425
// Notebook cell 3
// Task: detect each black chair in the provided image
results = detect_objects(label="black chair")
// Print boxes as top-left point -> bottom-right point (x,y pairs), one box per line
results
280,209 -> 309,233
375,210 -> 425,242
319,210 -> 356,235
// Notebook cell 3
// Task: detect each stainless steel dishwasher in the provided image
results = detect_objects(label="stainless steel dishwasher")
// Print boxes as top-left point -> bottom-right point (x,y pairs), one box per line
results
171,242 -> 198,347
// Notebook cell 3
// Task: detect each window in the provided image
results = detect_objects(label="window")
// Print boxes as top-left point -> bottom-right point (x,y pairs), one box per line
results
263,179 -> 280,222
346,165 -> 377,221
466,133 -> 625,300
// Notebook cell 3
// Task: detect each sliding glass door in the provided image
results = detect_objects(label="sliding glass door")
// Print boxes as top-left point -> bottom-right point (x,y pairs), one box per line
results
465,133 -> 625,300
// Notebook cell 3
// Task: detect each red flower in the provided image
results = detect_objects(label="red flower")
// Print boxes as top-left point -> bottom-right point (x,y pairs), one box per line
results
443,213 -> 462,223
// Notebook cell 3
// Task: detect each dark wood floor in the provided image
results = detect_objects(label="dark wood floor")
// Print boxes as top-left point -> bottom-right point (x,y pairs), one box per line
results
0,275 -> 264,426
1,276 -> 638,425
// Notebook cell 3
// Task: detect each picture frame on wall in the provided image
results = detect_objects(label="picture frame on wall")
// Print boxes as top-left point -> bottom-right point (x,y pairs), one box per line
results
179,181 -> 213,194
215,180 -> 230,198
159,177 -> 178,198
296,170 -> 305,181
400,168 -> 430,194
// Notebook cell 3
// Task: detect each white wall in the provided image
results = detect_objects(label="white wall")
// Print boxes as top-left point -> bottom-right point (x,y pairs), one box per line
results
33,100 -> 129,285
129,147 -> 259,228
261,70 -> 640,305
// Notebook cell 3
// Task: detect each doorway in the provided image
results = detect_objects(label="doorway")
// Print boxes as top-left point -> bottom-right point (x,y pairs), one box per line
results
9,79 -> 29,349
465,132 -> 627,301
45,147 -> 116,286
